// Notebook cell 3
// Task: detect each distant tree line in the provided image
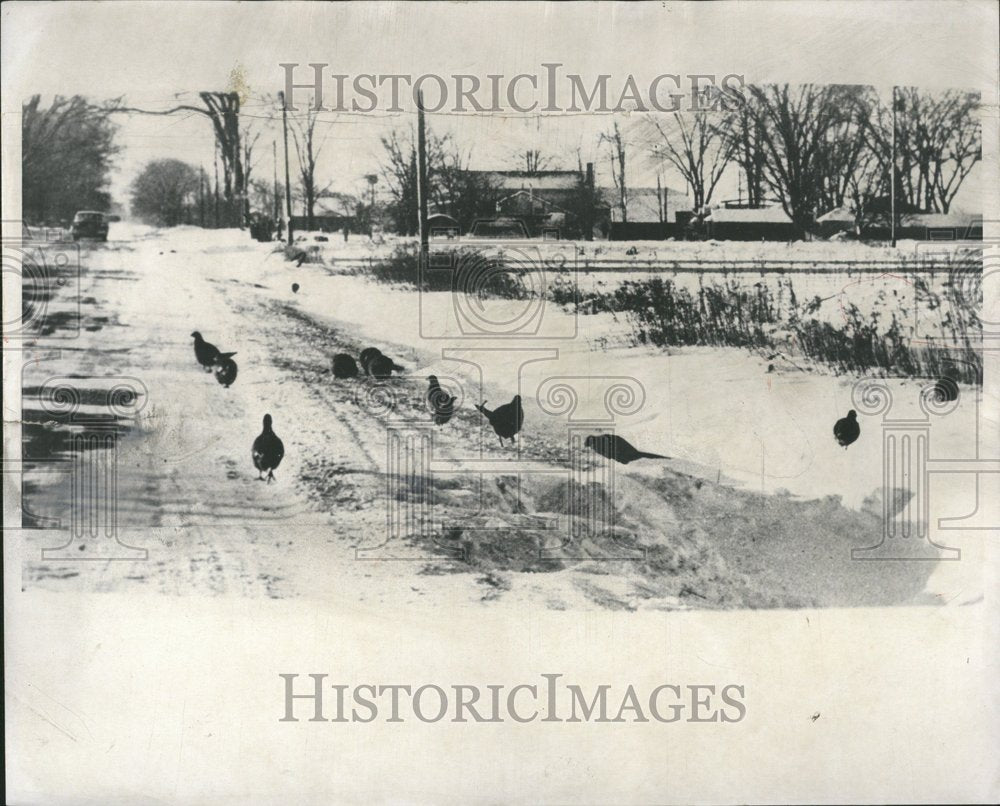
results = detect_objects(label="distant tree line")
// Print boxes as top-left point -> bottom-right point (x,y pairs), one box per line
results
633,83 -> 981,235
129,159 -> 204,226
23,85 -> 979,240
368,83 -> 979,239
21,95 -> 120,225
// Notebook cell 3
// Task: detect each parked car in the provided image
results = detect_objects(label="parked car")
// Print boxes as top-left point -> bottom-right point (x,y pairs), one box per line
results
71,211 -> 109,241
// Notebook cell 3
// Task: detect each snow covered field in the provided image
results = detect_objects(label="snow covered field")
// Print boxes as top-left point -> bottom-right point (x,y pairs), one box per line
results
14,225 -> 988,611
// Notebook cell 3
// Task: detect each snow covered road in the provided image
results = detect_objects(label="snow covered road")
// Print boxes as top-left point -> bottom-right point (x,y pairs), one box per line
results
15,226 -> 987,610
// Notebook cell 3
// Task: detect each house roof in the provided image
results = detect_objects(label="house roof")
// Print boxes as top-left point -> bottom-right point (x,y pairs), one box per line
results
313,195 -> 356,216
907,212 -> 982,228
706,206 -> 792,224
816,206 -> 854,224
815,207 -> 982,228
478,170 -> 581,191
496,188 -> 571,213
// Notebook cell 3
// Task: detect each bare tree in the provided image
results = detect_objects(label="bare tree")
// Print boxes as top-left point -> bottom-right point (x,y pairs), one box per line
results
637,101 -> 737,212
741,84 -> 859,234
813,85 -> 875,214
22,95 -> 120,224
523,149 -> 552,173
850,86 -> 980,225
242,125 -> 263,198
115,92 -> 245,226
726,99 -> 766,207
130,159 -> 199,226
378,127 -> 500,235
895,88 -> 981,213
437,144 -> 501,232
289,107 -> 332,229
600,121 -> 628,223
379,126 -> 447,235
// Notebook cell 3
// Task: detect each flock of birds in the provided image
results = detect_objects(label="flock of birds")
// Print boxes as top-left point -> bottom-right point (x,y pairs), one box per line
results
189,276 -> 942,484
189,324 -> 697,486
191,330 -> 284,482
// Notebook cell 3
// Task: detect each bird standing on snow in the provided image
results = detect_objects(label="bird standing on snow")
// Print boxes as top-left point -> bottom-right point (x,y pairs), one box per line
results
833,409 -> 860,448
584,434 -> 669,464
359,347 -> 382,371
252,414 -> 285,483
426,375 -> 457,426
332,353 -> 359,378
292,282 -> 300,294
191,331 -> 236,372
360,347 -> 404,379
213,355 -> 238,388
475,395 -> 523,446
368,354 -> 396,379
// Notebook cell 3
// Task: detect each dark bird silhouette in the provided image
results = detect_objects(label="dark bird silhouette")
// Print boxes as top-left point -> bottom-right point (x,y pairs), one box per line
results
833,409 -> 860,448
584,434 -> 669,464
359,347 -> 383,375
291,282 -> 300,293
426,375 -> 457,426
252,413 -> 284,482
475,395 -> 523,446
212,355 -> 238,388
332,353 -> 359,378
368,354 -> 395,379
360,347 -> 404,378
191,331 -> 236,372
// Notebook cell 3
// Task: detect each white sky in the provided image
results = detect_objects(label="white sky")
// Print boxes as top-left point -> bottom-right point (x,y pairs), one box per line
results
3,0 -> 995,212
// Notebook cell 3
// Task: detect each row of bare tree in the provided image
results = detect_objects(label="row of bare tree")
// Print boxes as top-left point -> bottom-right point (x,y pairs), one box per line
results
629,84 -> 980,233
371,84 -> 979,238
22,84 -> 980,237
21,95 -> 120,224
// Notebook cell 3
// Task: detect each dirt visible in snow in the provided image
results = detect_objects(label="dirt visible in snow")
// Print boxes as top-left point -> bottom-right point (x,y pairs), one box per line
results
14,227 -> 966,612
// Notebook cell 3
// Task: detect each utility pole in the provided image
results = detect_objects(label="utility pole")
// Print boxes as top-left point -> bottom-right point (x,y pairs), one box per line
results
272,140 -> 279,224
365,174 -> 378,239
213,140 -> 220,228
279,91 -> 294,245
416,89 -> 429,250
890,85 -> 897,248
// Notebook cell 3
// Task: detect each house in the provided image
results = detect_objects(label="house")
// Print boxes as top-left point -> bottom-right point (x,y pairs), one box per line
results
461,167 -> 609,238
604,186 -> 690,240
487,170 -> 583,237
815,206 -> 858,238
289,194 -> 357,233
704,204 -> 798,241
816,206 -> 982,241
889,211 -> 982,241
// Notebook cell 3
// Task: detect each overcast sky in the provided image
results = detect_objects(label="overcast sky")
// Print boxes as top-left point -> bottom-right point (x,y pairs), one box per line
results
3,1 -> 995,212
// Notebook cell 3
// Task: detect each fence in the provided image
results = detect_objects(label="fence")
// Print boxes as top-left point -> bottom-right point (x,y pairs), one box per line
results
319,254 -> 977,276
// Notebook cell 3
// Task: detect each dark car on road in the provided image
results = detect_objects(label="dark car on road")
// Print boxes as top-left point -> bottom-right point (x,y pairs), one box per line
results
71,211 -> 109,241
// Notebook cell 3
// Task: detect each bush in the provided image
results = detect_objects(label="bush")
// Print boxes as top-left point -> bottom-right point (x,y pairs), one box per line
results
369,245 -> 529,298
554,272 -> 981,383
